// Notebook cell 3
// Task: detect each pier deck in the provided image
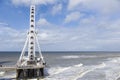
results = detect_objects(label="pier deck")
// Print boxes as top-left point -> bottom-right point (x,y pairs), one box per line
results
0,66 -> 16,70
0,65 -> 45,70
0,65 -> 45,79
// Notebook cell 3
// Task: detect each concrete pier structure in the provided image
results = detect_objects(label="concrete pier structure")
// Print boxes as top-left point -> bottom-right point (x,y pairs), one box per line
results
16,68 -> 44,79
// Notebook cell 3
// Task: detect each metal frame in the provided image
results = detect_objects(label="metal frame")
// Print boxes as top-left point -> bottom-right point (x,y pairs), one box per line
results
17,5 -> 45,67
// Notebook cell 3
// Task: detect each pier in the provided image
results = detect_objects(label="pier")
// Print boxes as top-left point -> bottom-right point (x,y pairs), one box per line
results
0,2 -> 46,79
0,65 -> 16,71
0,65 -> 45,70
0,65 -> 45,79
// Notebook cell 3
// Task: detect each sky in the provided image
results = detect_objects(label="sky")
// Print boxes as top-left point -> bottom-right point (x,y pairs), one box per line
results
1,0 -> 120,51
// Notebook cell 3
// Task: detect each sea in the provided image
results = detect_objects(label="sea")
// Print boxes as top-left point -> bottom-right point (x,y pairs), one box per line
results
0,51 -> 120,80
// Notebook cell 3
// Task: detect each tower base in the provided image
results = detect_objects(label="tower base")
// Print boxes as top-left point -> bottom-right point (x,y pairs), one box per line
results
16,68 -> 44,79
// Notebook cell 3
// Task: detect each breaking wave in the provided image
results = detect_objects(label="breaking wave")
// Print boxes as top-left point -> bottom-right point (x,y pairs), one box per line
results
61,55 -> 97,59
44,63 -> 105,80
45,57 -> 120,80
0,71 -> 5,76
104,57 -> 120,80
61,55 -> 80,59
2,57 -> 120,80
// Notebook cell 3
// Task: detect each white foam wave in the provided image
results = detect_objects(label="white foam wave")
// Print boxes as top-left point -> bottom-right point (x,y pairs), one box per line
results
0,71 -> 5,76
96,62 -> 106,68
74,63 -> 83,67
48,67 -> 71,76
72,57 -> 120,80
72,62 -> 106,80
80,55 -> 97,58
110,58 -> 120,64
61,55 -> 80,59
48,63 -> 83,76
61,55 -> 97,59
0,72 -> 16,79
44,62 -> 107,80
102,57 -> 120,80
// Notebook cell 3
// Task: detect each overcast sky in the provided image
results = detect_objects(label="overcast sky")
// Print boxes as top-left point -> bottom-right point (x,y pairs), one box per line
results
0,0 -> 120,51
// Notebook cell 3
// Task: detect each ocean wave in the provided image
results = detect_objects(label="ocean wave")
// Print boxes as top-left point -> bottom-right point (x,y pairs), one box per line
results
48,66 -> 71,76
61,55 -> 80,59
103,57 -> 120,80
0,71 -> 5,77
61,55 -> 97,59
107,57 -> 120,63
0,72 -> 16,79
2,57 -> 120,80
74,63 -> 83,67
48,63 -> 83,76
45,63 -> 106,80
78,57 -> 120,80
72,62 -> 106,80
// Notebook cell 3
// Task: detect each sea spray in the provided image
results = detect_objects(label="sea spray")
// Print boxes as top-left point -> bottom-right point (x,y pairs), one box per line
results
0,71 -> 5,76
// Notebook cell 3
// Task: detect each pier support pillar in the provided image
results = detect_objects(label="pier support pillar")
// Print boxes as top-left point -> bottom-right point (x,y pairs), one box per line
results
16,68 -> 44,79
39,68 -> 44,76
